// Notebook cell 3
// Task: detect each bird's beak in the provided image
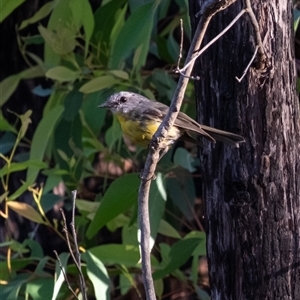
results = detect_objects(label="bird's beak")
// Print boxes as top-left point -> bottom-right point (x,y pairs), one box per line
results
98,102 -> 107,108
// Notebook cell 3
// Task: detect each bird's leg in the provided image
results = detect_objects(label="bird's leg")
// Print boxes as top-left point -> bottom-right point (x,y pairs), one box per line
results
158,147 -> 169,161
139,171 -> 156,181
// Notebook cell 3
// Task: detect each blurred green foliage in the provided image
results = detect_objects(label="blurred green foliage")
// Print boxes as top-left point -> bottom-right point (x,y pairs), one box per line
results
0,0 -> 209,299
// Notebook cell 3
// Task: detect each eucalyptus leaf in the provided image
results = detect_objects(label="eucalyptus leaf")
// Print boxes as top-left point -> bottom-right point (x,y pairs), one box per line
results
109,2 -> 156,68
19,1 -> 55,30
46,66 -> 79,82
86,173 -> 140,239
153,238 -> 200,280
79,75 -> 119,94
84,251 -> 110,300
0,0 -> 26,22
71,0 -> 94,57
7,201 -> 45,224
26,105 -> 64,183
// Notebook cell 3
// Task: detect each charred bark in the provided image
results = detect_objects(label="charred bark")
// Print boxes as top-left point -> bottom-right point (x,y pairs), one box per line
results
189,1 -> 300,299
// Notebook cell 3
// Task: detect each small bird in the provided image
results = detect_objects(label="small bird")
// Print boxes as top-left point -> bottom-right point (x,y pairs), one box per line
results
98,91 -> 245,149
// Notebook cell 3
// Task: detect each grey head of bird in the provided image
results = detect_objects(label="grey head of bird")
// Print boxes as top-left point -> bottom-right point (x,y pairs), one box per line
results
98,91 -> 150,115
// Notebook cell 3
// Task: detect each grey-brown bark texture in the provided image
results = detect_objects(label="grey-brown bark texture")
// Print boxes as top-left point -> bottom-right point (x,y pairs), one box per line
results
189,0 -> 300,299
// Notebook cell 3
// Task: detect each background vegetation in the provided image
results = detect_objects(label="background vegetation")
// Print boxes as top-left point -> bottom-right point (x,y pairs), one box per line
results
1,0 -> 300,299
0,0 -> 209,299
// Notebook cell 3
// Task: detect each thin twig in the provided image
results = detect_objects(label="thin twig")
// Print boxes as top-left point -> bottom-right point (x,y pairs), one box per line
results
138,1 -> 239,299
175,20 -> 200,80
59,193 -> 88,300
180,8 -> 246,73
235,45 -> 259,82
53,250 -> 79,299
60,209 -> 78,267
70,190 -> 87,300
244,0 -> 267,70
176,19 -> 184,70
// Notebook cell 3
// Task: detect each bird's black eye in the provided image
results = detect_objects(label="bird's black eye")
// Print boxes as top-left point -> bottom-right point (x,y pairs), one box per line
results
119,96 -> 127,103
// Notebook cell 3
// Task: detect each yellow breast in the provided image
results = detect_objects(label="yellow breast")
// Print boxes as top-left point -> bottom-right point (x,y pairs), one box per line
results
116,114 -> 181,147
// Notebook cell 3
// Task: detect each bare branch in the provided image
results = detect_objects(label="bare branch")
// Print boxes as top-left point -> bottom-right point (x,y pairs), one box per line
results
53,250 -> 79,300
59,191 -> 87,300
180,8 -> 246,74
235,46 -> 259,82
175,19 -> 200,80
60,209 -> 78,266
244,0 -> 267,70
138,1 -> 240,299
176,19 -> 184,70
70,190 -> 87,300
181,0 -> 267,76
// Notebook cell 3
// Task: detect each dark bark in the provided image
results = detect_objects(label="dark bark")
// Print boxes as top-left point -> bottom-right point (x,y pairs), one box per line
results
189,1 -> 300,299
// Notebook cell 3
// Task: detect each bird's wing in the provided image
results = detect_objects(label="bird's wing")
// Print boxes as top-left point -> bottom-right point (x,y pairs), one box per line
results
141,100 -> 244,146
142,101 -> 216,142
175,112 -> 216,142
141,101 -> 168,121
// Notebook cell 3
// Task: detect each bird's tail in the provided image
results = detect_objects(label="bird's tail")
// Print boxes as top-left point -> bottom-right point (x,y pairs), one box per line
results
200,125 -> 245,147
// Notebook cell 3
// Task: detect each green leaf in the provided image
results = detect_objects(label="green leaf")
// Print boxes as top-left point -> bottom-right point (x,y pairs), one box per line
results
9,174 -> 39,200
20,65 -> 45,79
92,0 -> 127,45
53,91 -> 83,185
0,132 -> 17,155
86,173 -> 140,239
26,278 -> 54,300
185,231 -> 206,256
150,69 -> 177,99
19,1 -> 55,30
34,257 -> 50,276
0,191 -> 9,204
109,4 -> 127,51
38,25 -> 76,56
0,160 -> 47,179
109,70 -> 129,80
119,272 -> 131,295
79,75 -> 119,94
45,66 -> 79,82
166,168 -> 196,220
43,0 -> 76,65
158,219 -> 181,239
18,109 -> 32,139
132,43 -> 149,69
76,199 -> 99,213
173,147 -> 198,172
70,0 -> 94,57
0,274 -> 28,299
51,253 -> 69,300
153,238 -> 200,280
90,244 -> 140,268
89,244 -> 159,268
0,74 -> 19,107
0,66 -> 45,107
109,2 -> 156,68
104,115 -> 122,147
0,0 -> 26,23
148,173 -> 167,248
40,193 -> 62,213
167,30 -> 180,62
195,287 -> 211,300
0,112 -> 17,133
154,278 -> 164,300
7,201 -> 45,224
84,251 -> 110,300
23,239 -> 43,258
26,105 -> 64,184
294,9 -> 300,31
81,90 -> 108,135
122,223 -> 138,247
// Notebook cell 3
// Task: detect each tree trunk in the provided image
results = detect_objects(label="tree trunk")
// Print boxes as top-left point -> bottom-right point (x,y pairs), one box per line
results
189,1 -> 300,299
